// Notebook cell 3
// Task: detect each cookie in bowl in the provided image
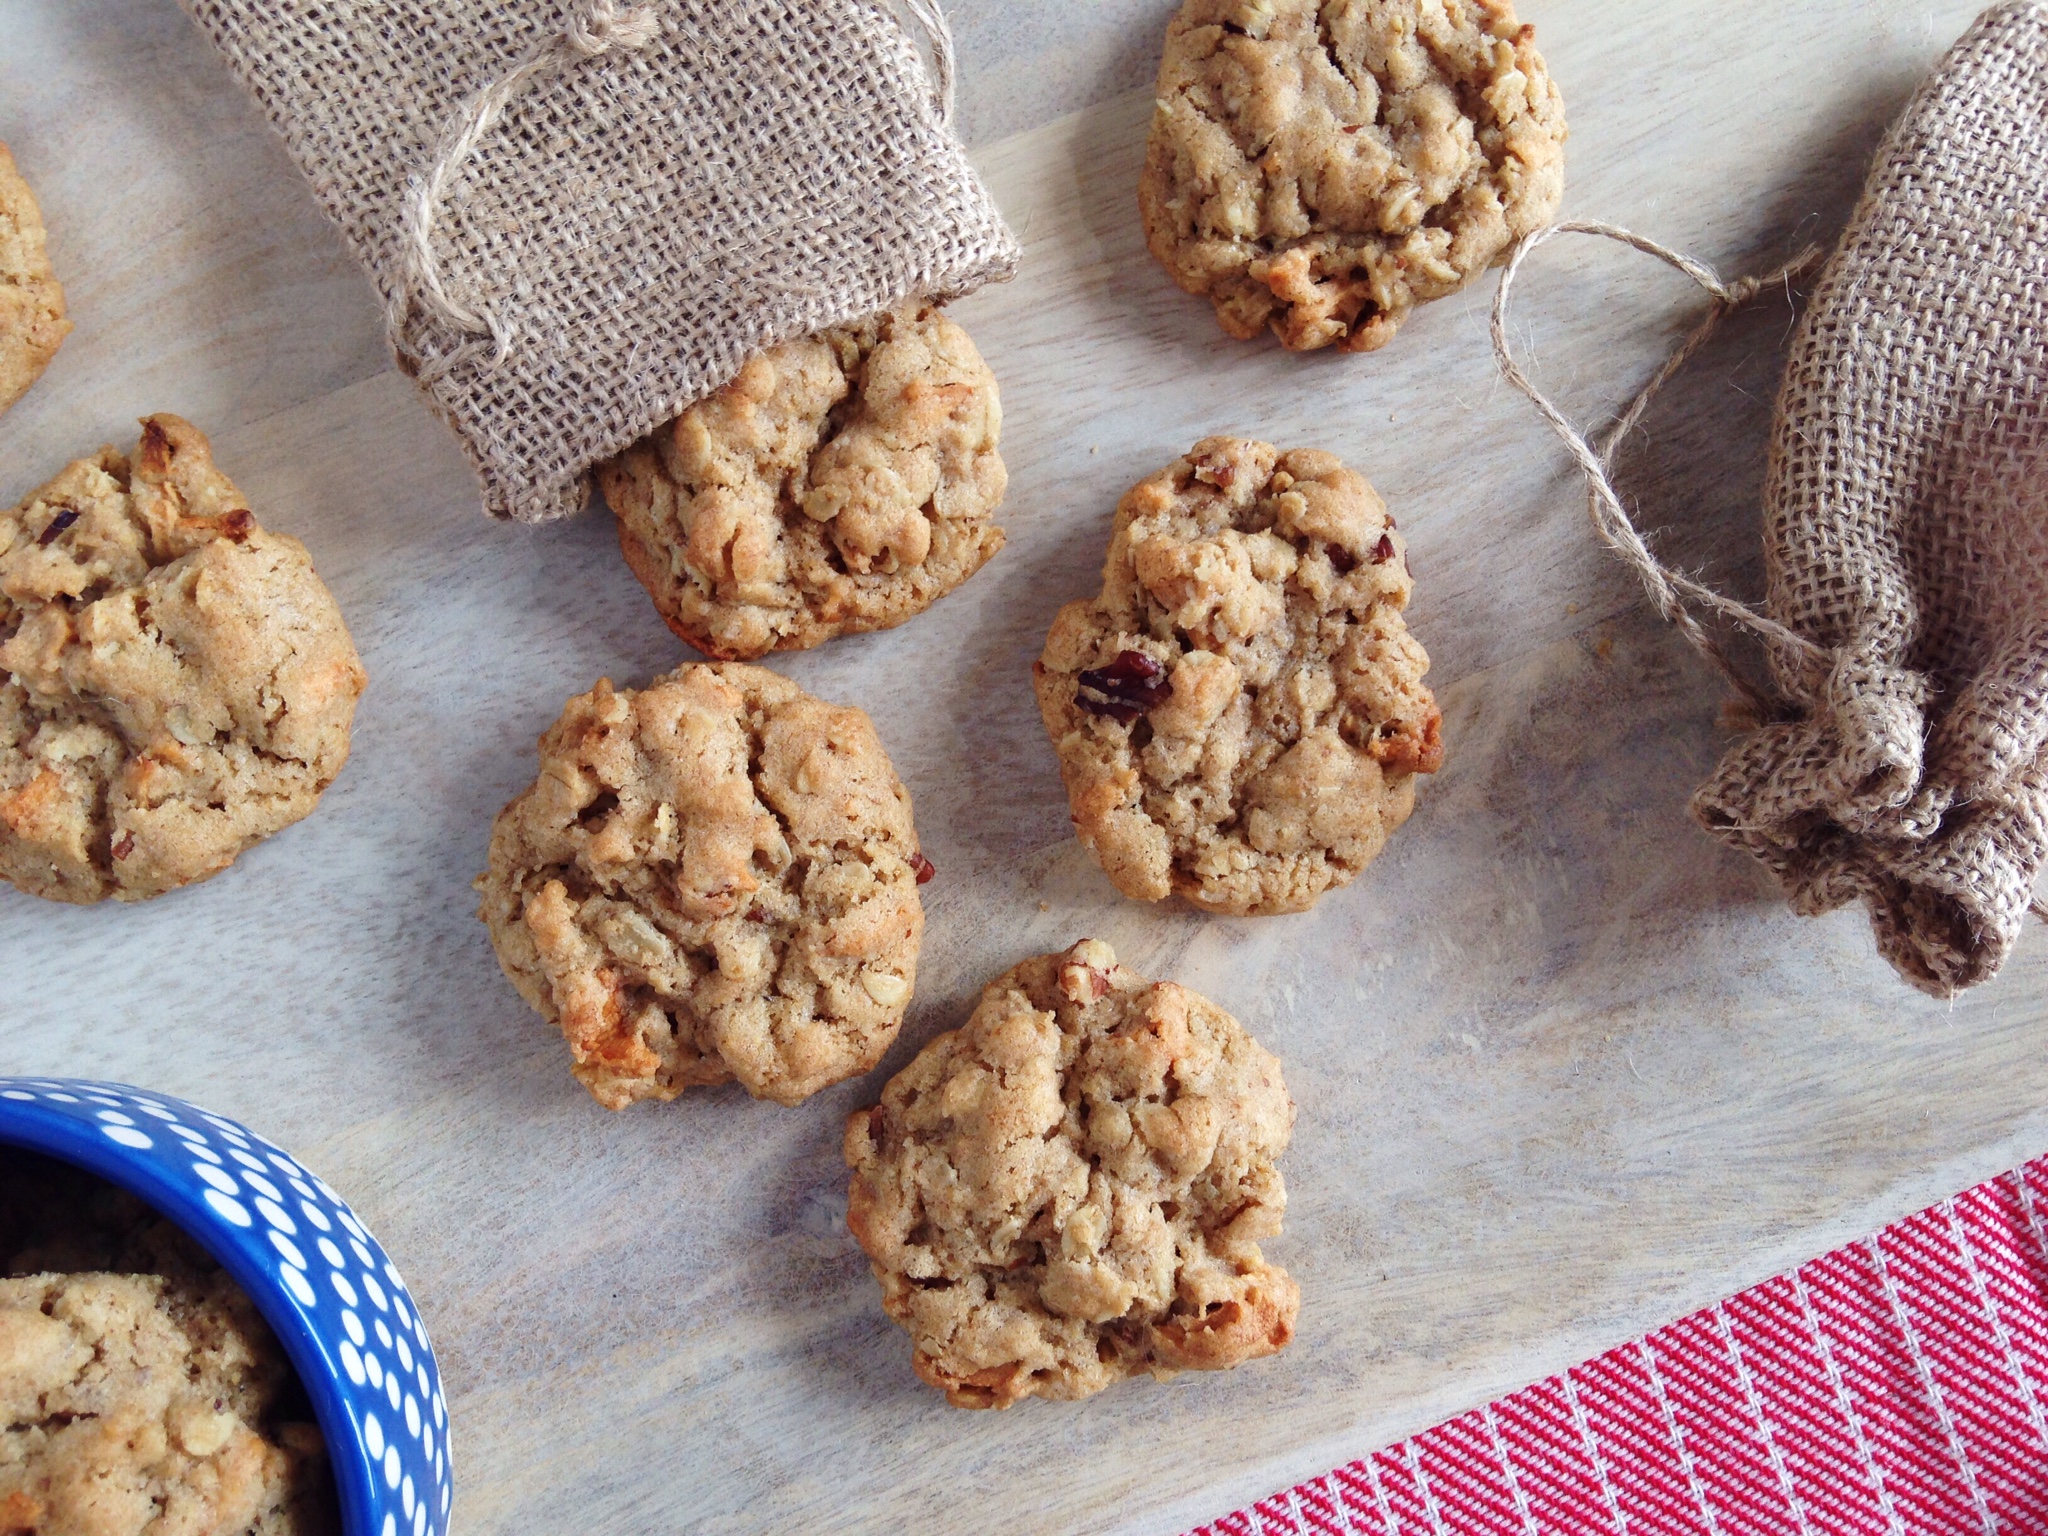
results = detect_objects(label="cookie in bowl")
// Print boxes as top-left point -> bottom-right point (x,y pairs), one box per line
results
478,663 -> 927,1108
1140,0 -> 1566,352
1,1152 -> 337,1535
1034,436 -> 1442,915
0,1080 -> 451,1536
845,940 -> 1297,1409
599,301 -> 1006,661
0,415 -> 367,903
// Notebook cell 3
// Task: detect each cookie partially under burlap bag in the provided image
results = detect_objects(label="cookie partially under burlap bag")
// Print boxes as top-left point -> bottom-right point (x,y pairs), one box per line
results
182,0 -> 1018,522
1500,1 -> 2048,996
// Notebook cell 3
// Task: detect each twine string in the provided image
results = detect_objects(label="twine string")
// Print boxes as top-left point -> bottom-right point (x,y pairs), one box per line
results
898,0 -> 957,129
1490,220 -> 1830,717
1498,223 -> 2048,934
394,0 -> 663,382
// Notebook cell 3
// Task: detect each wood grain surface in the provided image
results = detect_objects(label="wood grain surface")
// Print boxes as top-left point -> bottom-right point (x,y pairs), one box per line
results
0,3 -> 2035,1532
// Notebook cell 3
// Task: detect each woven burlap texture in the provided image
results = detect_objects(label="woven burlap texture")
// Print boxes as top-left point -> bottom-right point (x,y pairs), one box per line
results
1691,0 -> 2048,996
183,0 -> 1019,523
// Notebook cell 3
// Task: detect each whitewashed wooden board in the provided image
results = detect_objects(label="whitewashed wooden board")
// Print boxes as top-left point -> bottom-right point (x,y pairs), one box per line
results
2,4 -> 2040,1532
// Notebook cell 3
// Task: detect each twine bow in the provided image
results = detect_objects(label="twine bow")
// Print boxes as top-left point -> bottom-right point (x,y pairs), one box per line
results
393,0 -> 664,384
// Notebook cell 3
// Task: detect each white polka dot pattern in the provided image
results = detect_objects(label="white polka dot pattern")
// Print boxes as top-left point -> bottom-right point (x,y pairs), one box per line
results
0,1079 -> 451,1536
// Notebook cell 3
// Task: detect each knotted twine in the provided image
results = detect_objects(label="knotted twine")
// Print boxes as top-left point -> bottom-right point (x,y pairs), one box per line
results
184,0 -> 1017,521
1493,0 -> 2048,997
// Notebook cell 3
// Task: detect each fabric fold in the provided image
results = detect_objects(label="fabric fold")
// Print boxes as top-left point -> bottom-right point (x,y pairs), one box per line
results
1692,0 -> 2048,994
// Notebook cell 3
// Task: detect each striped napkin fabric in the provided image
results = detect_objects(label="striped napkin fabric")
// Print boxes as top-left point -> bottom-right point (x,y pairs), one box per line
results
1192,1152 -> 2048,1534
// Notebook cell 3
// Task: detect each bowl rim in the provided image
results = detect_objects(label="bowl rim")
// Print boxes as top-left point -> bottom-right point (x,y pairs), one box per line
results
0,1078 -> 411,1536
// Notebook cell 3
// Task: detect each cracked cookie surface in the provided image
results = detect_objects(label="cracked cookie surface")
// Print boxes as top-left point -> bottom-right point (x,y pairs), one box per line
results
845,940 -> 1297,1409
1035,436 -> 1442,915
1140,0 -> 1565,352
1,1155 -> 335,1536
0,142 -> 69,416
477,662 -> 925,1108
0,415 -> 366,904
598,302 -> 1006,661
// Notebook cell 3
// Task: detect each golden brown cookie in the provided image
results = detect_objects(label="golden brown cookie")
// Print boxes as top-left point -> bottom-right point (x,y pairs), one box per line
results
1140,0 -> 1566,352
0,416 -> 367,904
845,939 -> 1297,1409
477,662 -> 927,1108
0,1269 -> 334,1536
1035,436 -> 1441,915
598,302 -> 1007,660
0,142 -> 70,415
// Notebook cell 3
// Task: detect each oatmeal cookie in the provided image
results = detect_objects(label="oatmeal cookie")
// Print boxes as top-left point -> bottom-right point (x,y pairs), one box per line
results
0,1273 -> 333,1536
0,415 -> 367,904
1034,437 -> 1441,915
598,302 -> 1007,660
1,1152 -> 337,1534
477,662 -> 926,1108
1140,0 -> 1566,352
0,142 -> 69,416
0,1158 -> 338,1536
845,939 -> 1297,1409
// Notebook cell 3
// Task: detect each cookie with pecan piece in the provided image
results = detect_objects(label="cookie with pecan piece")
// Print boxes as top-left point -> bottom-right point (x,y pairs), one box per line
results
1034,436 -> 1441,915
0,141 -> 70,415
476,663 -> 925,1108
0,1152 -> 337,1536
845,939 -> 1297,1409
1140,0 -> 1566,352
598,301 -> 1006,660
0,1269 -> 336,1536
0,415 -> 365,903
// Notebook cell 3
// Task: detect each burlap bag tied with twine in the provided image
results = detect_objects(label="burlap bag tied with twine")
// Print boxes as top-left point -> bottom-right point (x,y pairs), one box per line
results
183,0 -> 1019,522
1497,0 -> 2048,997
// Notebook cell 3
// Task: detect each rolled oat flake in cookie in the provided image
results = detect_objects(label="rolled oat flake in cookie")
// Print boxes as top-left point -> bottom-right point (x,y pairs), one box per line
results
845,939 -> 1297,1409
599,302 -> 1006,661
0,140 -> 71,416
1141,0 -> 1566,352
1036,436 -> 1442,916
0,416 -> 367,903
476,662 -> 925,1108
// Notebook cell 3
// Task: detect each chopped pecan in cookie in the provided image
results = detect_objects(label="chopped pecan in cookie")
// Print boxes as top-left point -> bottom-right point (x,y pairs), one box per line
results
1075,650 -> 1173,722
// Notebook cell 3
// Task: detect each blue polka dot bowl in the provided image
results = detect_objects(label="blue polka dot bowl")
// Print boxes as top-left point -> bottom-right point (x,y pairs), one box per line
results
0,1078 -> 451,1536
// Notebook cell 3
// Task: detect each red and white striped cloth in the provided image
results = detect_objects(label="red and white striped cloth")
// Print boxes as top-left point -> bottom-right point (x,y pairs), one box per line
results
1193,1154 -> 2048,1534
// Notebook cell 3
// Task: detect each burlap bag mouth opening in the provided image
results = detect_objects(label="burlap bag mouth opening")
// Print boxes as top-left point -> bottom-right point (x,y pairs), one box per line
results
1498,0 -> 2048,998
184,0 -> 1019,523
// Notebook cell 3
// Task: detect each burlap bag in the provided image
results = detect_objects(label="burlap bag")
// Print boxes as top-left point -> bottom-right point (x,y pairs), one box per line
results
1498,1 -> 2048,996
183,0 -> 1019,522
